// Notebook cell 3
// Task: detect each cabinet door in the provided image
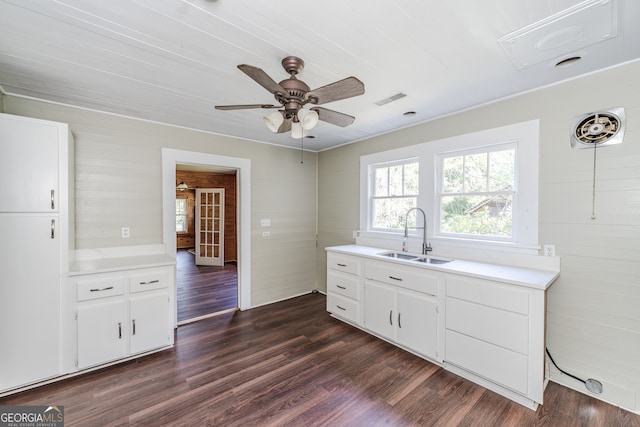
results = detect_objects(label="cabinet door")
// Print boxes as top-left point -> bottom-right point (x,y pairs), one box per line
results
129,292 -> 171,354
77,299 -> 127,369
397,290 -> 438,360
0,216 -> 61,391
0,115 -> 59,212
363,281 -> 396,341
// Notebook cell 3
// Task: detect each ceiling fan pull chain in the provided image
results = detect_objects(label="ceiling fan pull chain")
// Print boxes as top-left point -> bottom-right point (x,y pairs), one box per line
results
300,135 -> 304,164
591,142 -> 597,220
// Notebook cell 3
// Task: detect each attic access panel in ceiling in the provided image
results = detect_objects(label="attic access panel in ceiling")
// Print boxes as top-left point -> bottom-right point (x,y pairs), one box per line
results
498,0 -> 620,70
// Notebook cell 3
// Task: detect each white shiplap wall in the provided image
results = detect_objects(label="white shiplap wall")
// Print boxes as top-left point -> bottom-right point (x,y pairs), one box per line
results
318,60 -> 640,412
2,96 -> 318,307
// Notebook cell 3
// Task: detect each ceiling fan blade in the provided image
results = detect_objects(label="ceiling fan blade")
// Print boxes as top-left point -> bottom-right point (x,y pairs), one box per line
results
277,118 -> 292,133
311,107 -> 355,127
238,64 -> 289,96
307,77 -> 364,105
215,104 -> 279,110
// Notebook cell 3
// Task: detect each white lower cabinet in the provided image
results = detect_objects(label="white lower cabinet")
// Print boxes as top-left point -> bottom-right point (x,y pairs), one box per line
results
73,266 -> 173,370
77,298 -> 127,368
444,274 -> 545,408
363,260 -> 442,362
327,246 -> 554,410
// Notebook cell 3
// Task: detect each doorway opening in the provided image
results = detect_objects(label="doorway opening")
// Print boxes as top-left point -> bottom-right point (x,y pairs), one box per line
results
175,165 -> 237,323
162,148 -> 252,328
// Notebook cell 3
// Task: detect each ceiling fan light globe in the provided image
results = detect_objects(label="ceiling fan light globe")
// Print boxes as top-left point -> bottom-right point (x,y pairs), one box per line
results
300,109 -> 319,130
263,111 -> 284,133
291,122 -> 308,139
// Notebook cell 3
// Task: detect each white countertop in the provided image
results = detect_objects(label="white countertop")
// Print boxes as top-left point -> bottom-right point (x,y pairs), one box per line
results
326,244 -> 559,290
70,253 -> 175,276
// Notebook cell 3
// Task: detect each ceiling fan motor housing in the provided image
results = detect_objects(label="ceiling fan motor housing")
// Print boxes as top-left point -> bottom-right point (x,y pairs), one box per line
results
571,107 -> 625,148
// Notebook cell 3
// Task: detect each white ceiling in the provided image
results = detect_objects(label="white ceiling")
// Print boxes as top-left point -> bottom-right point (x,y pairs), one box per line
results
1,0 -> 639,152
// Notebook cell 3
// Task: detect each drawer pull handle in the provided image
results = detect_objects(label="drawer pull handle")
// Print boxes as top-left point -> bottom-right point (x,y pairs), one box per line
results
336,305 -> 346,311
336,285 -> 346,290
118,322 -> 122,339
90,286 -> 114,292
398,313 -> 402,328
389,310 -> 393,325
389,275 -> 403,281
51,189 -> 55,210
51,219 -> 55,239
337,263 -> 347,267
139,279 -> 160,285
132,319 -> 136,335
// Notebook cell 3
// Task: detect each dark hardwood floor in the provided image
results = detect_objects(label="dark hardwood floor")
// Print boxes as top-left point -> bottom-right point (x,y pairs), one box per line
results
2,293 -> 639,426
176,249 -> 238,322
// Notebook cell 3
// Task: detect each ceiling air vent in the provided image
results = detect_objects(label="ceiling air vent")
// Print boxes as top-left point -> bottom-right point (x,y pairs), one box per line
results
571,107 -> 625,148
375,92 -> 406,106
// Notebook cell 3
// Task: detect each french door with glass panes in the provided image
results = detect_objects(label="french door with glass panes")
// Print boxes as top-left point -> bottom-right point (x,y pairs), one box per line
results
195,188 -> 224,266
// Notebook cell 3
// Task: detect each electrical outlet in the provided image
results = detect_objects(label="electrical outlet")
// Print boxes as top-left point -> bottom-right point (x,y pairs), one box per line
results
121,227 -> 130,238
543,244 -> 555,256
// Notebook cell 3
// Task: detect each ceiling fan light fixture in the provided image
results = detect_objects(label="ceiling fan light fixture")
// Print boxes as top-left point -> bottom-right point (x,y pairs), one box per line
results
298,108 -> 319,130
263,110 -> 285,133
290,122 -> 308,139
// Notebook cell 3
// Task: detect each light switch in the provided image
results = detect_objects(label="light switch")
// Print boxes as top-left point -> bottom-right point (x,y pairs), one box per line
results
261,218 -> 271,227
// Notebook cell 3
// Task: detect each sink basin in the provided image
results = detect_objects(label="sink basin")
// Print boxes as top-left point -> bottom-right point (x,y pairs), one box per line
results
377,251 -> 453,265
413,257 -> 452,265
378,251 -> 417,260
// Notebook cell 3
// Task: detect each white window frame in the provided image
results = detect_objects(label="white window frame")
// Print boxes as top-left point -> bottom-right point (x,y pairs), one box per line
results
359,120 -> 539,254
435,142 -> 518,242
369,158 -> 420,232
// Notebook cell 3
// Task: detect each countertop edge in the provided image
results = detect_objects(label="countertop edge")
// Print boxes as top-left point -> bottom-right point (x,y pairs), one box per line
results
326,244 -> 559,290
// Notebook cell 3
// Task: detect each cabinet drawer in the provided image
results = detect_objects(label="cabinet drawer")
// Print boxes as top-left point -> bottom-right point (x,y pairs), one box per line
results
365,262 -> 438,296
327,271 -> 359,299
129,269 -> 170,293
446,330 -> 528,394
327,252 -> 361,276
446,276 -> 529,315
77,277 -> 125,301
446,298 -> 529,354
327,293 -> 359,324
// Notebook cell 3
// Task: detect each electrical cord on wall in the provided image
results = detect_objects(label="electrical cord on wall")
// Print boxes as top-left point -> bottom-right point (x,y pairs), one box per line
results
546,347 -> 603,394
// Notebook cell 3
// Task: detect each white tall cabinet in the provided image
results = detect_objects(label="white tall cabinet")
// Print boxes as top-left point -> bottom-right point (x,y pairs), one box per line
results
0,113 -> 73,393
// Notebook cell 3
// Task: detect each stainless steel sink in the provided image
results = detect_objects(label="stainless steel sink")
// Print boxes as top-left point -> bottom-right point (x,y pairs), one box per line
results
377,251 -> 452,264
413,257 -> 452,264
378,251 -> 417,260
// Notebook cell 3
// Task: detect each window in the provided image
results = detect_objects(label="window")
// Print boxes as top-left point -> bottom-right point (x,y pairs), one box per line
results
437,144 -> 516,240
370,160 -> 419,230
176,198 -> 188,233
360,120 -> 539,253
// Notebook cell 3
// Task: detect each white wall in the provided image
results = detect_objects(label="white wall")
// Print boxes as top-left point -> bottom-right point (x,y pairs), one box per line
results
3,96 -> 318,307
318,60 -> 640,412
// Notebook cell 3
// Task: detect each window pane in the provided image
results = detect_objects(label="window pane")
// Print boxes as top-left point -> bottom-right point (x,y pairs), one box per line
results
372,197 -> 416,229
464,153 -> 488,192
374,167 -> 388,197
388,165 -> 403,196
404,162 -> 419,195
489,149 -> 515,191
442,156 -> 463,193
176,216 -> 186,232
440,194 -> 512,237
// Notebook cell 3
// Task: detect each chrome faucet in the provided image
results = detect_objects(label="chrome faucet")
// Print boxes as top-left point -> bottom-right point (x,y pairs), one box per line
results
403,207 -> 432,254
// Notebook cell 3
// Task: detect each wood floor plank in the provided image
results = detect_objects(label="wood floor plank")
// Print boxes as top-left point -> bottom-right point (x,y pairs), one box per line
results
2,293 -> 639,426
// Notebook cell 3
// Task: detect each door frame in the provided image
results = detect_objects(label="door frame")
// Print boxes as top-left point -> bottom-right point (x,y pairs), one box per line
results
162,148 -> 251,325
